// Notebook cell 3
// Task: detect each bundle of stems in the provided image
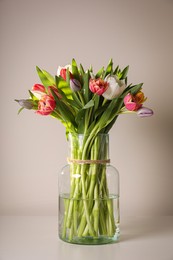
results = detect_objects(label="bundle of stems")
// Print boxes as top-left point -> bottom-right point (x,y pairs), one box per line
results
61,133 -> 116,240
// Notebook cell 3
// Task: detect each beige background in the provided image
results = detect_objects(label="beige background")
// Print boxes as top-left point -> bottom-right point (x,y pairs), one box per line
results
0,0 -> 173,216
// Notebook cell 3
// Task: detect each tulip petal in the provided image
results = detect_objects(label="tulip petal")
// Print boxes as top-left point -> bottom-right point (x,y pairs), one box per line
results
125,102 -> 138,111
32,84 -> 45,92
124,93 -> 132,104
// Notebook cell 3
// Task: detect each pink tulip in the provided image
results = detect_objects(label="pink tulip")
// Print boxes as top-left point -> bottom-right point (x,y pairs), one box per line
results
137,107 -> 153,117
89,78 -> 108,96
124,91 -> 146,111
36,95 -> 56,115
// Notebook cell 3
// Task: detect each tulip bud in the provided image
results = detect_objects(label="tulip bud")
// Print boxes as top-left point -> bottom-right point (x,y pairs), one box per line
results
57,65 -> 72,80
15,99 -> 34,109
70,79 -> 81,92
31,84 -> 46,99
137,107 -> 154,117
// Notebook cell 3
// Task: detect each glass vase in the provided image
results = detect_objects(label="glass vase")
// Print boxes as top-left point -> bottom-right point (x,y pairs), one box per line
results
58,133 -> 120,245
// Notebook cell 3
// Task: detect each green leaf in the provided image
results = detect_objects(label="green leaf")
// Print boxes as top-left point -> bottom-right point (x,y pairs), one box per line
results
94,103 -> 109,119
65,68 -> 70,85
51,90 -> 77,130
120,65 -> 129,80
84,120 -> 97,135
71,92 -> 83,109
55,76 -> 72,99
75,109 -> 88,133
95,67 -> 104,78
28,90 -> 38,101
17,107 -> 24,114
75,109 -> 85,125
89,65 -> 93,73
94,94 -> 100,112
79,63 -> 85,75
113,65 -> 119,75
83,70 -> 90,103
103,59 -> 113,78
55,87 -> 80,110
97,98 -> 123,131
104,115 -> 118,133
42,70 -> 55,85
130,83 -> 143,95
71,58 -> 80,81
83,99 -> 94,109
36,66 -> 55,87
125,76 -> 128,85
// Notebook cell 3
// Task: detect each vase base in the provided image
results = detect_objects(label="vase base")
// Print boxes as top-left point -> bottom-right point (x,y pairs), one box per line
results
59,233 -> 120,245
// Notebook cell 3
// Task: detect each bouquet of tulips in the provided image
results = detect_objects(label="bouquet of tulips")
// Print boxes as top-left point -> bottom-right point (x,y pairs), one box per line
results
16,59 -> 153,242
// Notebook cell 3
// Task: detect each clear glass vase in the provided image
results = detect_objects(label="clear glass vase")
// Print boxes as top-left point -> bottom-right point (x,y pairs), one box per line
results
58,133 -> 120,245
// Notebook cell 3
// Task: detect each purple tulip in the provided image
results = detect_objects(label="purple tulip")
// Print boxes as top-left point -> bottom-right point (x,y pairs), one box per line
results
137,107 -> 154,117
70,79 -> 81,92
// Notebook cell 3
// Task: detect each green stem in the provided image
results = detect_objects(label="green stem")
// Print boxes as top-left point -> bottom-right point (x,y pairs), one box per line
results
93,184 -> 99,235
80,164 -> 96,236
77,92 -> 85,106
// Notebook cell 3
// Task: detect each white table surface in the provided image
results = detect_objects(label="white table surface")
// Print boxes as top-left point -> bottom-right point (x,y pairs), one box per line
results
0,216 -> 173,260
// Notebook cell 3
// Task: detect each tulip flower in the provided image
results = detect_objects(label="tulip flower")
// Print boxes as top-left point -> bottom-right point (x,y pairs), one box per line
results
70,79 -> 81,92
137,107 -> 153,117
32,84 -> 46,99
57,65 -> 72,80
124,91 -> 146,111
89,78 -> 108,96
15,99 -> 34,110
102,75 -> 126,100
36,95 -> 56,115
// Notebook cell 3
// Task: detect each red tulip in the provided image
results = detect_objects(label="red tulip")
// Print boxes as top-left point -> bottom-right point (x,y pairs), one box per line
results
36,95 -> 56,115
57,65 -> 73,81
60,68 -> 67,80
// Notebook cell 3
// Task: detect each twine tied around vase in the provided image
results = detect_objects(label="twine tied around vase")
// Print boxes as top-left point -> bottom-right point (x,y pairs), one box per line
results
67,158 -> 110,164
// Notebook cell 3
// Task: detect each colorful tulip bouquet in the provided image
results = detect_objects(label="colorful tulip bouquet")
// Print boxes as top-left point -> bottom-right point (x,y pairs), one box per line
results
16,59 -> 153,244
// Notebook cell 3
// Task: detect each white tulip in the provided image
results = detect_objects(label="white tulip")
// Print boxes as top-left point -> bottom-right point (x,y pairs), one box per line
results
102,75 -> 126,100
